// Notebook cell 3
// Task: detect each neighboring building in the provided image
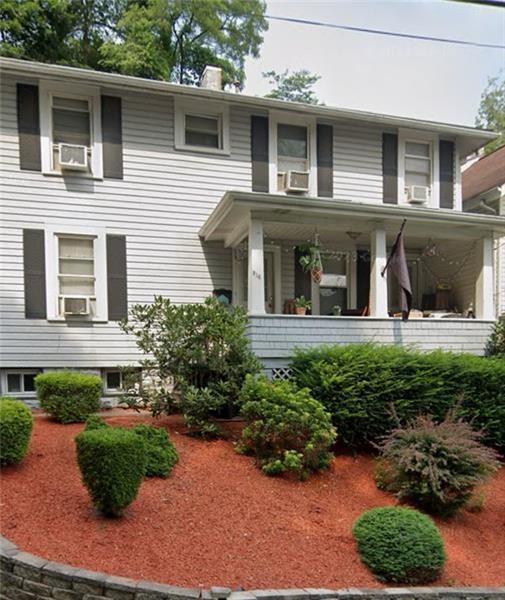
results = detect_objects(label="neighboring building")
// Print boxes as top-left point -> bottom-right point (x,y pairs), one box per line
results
1,57 -> 505,402
462,145 -> 505,317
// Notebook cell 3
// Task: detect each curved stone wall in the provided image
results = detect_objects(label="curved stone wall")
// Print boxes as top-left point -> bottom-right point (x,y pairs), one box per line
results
1,535 -> 504,600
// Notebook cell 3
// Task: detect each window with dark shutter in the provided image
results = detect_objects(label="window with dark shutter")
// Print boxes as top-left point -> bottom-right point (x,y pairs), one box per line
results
439,140 -> 455,209
317,124 -> 333,198
23,229 -> 46,319
101,96 -> 123,179
382,133 -> 398,204
17,84 -> 41,171
106,235 -> 128,321
251,116 -> 269,192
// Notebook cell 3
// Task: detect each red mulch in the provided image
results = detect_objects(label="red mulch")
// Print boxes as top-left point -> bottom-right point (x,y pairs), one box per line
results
1,413 -> 504,589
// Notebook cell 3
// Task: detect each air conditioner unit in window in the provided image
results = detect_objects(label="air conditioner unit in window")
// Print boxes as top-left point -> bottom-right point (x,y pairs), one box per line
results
284,170 -> 310,193
62,296 -> 90,316
406,185 -> 430,204
58,144 -> 88,170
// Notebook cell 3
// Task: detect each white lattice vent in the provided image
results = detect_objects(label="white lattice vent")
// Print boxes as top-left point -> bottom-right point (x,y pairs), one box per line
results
272,367 -> 292,381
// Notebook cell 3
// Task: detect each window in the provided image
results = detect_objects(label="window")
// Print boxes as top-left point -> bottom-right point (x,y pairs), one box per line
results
105,370 -> 122,392
52,97 -> 91,146
4,372 -> 38,395
277,124 -> 309,190
404,141 -> 432,194
174,99 -> 230,154
58,236 -> 96,317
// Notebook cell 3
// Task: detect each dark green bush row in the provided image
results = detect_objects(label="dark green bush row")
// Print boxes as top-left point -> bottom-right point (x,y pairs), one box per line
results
36,371 -> 102,423
238,375 -> 336,479
291,344 -> 505,452
0,398 -> 33,466
76,427 -> 146,517
353,506 -> 446,584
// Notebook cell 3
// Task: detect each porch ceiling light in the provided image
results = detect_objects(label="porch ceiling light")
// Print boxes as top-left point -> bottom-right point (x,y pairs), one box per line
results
346,231 -> 362,241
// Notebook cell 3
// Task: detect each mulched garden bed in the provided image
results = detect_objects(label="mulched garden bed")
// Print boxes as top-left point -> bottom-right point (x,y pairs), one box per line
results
1,412 -> 504,589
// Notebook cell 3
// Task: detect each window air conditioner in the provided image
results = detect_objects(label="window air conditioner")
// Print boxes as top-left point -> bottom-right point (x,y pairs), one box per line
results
62,296 -> 90,316
58,144 -> 88,170
406,185 -> 430,204
284,170 -> 310,193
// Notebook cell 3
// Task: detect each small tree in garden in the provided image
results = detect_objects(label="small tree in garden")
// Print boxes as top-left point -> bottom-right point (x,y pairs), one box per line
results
485,314 -> 505,357
121,296 -> 261,436
375,410 -> 501,516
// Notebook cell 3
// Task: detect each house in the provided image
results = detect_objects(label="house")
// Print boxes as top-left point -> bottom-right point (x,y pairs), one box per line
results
1,57 -> 504,403
462,145 -> 505,317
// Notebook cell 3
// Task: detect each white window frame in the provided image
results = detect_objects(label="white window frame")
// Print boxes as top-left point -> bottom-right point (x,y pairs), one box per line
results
174,98 -> 230,155
103,369 -> 123,395
268,111 -> 317,196
39,80 -> 103,179
1,370 -> 40,397
45,223 -> 108,322
398,129 -> 439,208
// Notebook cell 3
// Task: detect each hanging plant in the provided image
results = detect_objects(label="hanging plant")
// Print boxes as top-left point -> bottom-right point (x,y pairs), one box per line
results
298,243 -> 323,284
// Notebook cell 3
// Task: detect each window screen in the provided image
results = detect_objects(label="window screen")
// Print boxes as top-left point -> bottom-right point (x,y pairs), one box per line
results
185,114 -> 220,148
52,96 -> 91,147
58,237 -> 95,297
405,141 -> 431,188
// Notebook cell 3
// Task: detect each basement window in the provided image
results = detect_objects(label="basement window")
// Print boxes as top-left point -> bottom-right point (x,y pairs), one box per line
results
4,371 -> 39,396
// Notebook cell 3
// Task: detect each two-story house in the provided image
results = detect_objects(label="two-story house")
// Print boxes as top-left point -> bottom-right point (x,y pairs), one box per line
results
1,57 -> 504,402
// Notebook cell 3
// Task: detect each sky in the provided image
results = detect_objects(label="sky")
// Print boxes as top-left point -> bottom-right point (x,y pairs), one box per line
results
243,0 -> 505,126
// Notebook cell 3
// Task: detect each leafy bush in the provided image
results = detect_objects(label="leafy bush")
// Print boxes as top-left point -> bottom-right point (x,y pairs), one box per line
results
486,314 -> 505,357
84,414 -> 110,431
131,423 -> 178,477
75,427 -> 146,517
36,371 -> 102,423
375,411 -> 500,516
291,343 -> 505,453
0,398 -> 34,466
353,506 -> 446,584
238,375 -> 336,479
121,296 -> 261,436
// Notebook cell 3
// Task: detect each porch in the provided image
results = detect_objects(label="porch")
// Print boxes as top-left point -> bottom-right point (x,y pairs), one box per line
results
200,191 -> 505,363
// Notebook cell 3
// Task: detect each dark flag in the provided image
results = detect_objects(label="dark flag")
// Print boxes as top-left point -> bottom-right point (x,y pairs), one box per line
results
382,219 -> 412,321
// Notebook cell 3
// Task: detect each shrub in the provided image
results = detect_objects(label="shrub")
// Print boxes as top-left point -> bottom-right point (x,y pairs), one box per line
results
36,371 -> 102,423
121,296 -> 261,436
75,427 -> 146,517
0,398 -> 34,466
84,414 -> 110,431
353,506 -> 446,584
486,314 -> 505,357
375,411 -> 500,516
238,375 -> 336,479
131,424 -> 178,477
291,343 -> 505,453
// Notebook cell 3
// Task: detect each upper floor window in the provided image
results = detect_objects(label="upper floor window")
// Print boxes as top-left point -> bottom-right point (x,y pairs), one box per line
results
277,124 -> 309,191
175,98 -> 230,155
405,141 -> 431,190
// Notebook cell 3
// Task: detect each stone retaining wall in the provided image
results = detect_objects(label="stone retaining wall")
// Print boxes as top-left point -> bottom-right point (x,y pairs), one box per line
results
1,536 -> 504,600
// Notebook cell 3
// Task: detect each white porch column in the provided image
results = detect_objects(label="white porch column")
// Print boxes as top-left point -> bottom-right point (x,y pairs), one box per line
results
475,236 -> 495,320
369,227 -> 389,317
247,217 -> 266,315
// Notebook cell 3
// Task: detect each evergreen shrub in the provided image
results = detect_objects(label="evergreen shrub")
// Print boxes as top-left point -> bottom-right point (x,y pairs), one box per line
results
0,397 -> 33,465
131,423 -> 178,477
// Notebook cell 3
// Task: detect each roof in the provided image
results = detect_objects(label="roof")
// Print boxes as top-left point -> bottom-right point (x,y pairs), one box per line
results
0,57 -> 496,156
462,145 -> 505,201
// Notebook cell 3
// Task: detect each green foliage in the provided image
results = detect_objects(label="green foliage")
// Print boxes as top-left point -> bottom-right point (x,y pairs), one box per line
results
0,397 -> 33,466
75,427 -> 146,517
294,295 -> 311,310
353,506 -> 446,584
36,371 -> 102,423
376,411 -> 500,516
486,314 -> 505,357
84,414 -> 110,431
121,296 -> 261,436
238,375 -> 336,479
476,73 -> 505,154
263,69 -> 321,104
131,423 -> 178,477
291,343 -> 505,453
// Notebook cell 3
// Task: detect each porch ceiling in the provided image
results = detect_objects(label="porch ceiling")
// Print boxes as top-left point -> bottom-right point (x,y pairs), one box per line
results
199,191 -> 505,246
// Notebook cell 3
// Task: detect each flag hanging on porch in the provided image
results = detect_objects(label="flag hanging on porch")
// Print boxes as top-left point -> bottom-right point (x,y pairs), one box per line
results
383,220 -> 412,321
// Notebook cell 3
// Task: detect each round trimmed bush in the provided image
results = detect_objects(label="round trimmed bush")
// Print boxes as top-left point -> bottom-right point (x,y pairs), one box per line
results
0,397 -> 33,466
36,371 -> 102,423
131,424 -> 178,477
352,506 -> 446,584
75,427 -> 147,517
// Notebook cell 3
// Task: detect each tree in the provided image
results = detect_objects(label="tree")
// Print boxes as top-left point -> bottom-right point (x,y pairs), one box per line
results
263,69 -> 322,104
476,73 -> 505,154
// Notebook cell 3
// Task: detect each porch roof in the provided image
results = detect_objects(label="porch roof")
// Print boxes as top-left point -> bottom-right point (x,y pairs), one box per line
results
199,191 -> 505,246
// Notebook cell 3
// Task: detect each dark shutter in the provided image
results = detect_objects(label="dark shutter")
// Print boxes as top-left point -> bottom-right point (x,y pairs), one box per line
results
17,84 -> 41,171
439,140 -> 455,209
251,115 -> 269,192
356,250 -> 370,312
317,124 -> 333,198
23,229 -> 46,319
101,96 -> 123,179
382,133 -> 398,204
106,235 -> 128,321
294,247 -> 311,303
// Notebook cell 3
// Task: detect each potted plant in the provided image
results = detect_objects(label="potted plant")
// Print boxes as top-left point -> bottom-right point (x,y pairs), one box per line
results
294,296 -> 312,315
298,243 -> 323,284
332,305 -> 342,316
